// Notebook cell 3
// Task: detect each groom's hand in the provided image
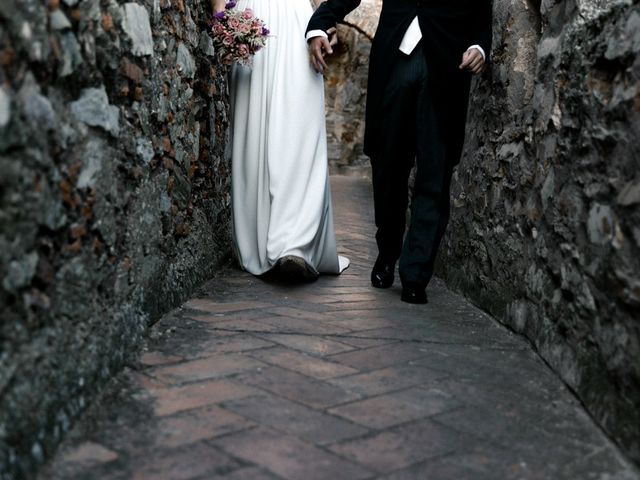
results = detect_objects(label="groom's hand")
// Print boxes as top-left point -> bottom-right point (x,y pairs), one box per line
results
459,48 -> 485,75
309,35 -> 333,74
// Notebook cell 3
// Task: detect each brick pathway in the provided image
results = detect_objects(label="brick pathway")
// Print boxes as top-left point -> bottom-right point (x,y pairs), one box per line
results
39,177 -> 639,480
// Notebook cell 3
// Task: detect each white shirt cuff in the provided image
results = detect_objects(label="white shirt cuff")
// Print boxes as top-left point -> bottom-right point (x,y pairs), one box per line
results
306,29 -> 328,42
467,45 -> 486,61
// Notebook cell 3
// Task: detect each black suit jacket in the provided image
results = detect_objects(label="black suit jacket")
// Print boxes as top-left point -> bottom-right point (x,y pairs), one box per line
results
307,0 -> 492,159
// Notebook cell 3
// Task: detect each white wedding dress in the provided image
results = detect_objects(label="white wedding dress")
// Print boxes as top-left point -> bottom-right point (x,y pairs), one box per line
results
229,0 -> 349,276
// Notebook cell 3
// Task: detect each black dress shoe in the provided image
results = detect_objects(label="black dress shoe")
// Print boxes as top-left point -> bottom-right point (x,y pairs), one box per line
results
371,257 -> 395,289
401,284 -> 428,304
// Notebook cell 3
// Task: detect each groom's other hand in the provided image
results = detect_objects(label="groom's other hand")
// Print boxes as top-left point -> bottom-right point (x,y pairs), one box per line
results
459,48 -> 485,75
309,35 -> 333,74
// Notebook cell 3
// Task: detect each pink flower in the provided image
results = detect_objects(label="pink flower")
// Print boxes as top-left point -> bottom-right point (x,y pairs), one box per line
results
228,16 -> 240,28
238,44 -> 249,57
222,34 -> 234,46
242,8 -> 254,19
238,22 -> 251,34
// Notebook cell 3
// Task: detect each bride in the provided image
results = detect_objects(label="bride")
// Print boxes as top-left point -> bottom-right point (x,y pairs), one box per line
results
212,0 -> 349,281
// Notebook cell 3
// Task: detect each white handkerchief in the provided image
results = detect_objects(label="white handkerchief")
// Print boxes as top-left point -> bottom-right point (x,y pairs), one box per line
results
399,17 -> 422,55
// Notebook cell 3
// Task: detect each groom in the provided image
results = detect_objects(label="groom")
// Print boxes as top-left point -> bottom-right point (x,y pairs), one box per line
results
307,0 -> 492,304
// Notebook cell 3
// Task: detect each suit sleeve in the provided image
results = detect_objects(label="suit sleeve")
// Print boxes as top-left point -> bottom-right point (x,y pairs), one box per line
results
306,0 -> 361,35
474,0 -> 493,59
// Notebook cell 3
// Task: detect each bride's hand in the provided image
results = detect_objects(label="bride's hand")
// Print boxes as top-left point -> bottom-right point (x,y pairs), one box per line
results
210,0 -> 226,13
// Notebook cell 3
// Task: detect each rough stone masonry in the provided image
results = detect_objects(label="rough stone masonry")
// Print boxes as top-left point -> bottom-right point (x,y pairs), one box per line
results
0,0 -> 232,477
438,0 -> 640,464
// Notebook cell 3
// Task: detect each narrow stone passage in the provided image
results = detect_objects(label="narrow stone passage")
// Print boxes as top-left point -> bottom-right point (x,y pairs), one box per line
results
39,177 -> 638,480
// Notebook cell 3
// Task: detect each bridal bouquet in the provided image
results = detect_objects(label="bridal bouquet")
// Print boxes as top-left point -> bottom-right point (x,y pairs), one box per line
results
210,1 -> 270,66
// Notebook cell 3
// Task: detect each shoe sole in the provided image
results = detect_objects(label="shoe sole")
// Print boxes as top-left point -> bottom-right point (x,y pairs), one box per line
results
275,255 -> 319,283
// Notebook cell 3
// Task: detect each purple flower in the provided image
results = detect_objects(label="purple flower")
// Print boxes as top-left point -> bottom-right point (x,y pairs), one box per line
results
226,1 -> 237,9
262,27 -> 269,36
214,11 -> 226,19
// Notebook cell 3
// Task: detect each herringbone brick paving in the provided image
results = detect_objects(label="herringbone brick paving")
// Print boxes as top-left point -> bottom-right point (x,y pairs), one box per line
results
39,177 -> 639,480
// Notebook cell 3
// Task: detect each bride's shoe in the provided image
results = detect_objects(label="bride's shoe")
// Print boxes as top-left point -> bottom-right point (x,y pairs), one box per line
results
274,255 -> 319,283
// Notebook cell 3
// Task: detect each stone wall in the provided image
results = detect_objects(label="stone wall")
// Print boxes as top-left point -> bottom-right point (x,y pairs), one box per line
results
438,0 -> 640,463
0,0 -> 231,477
